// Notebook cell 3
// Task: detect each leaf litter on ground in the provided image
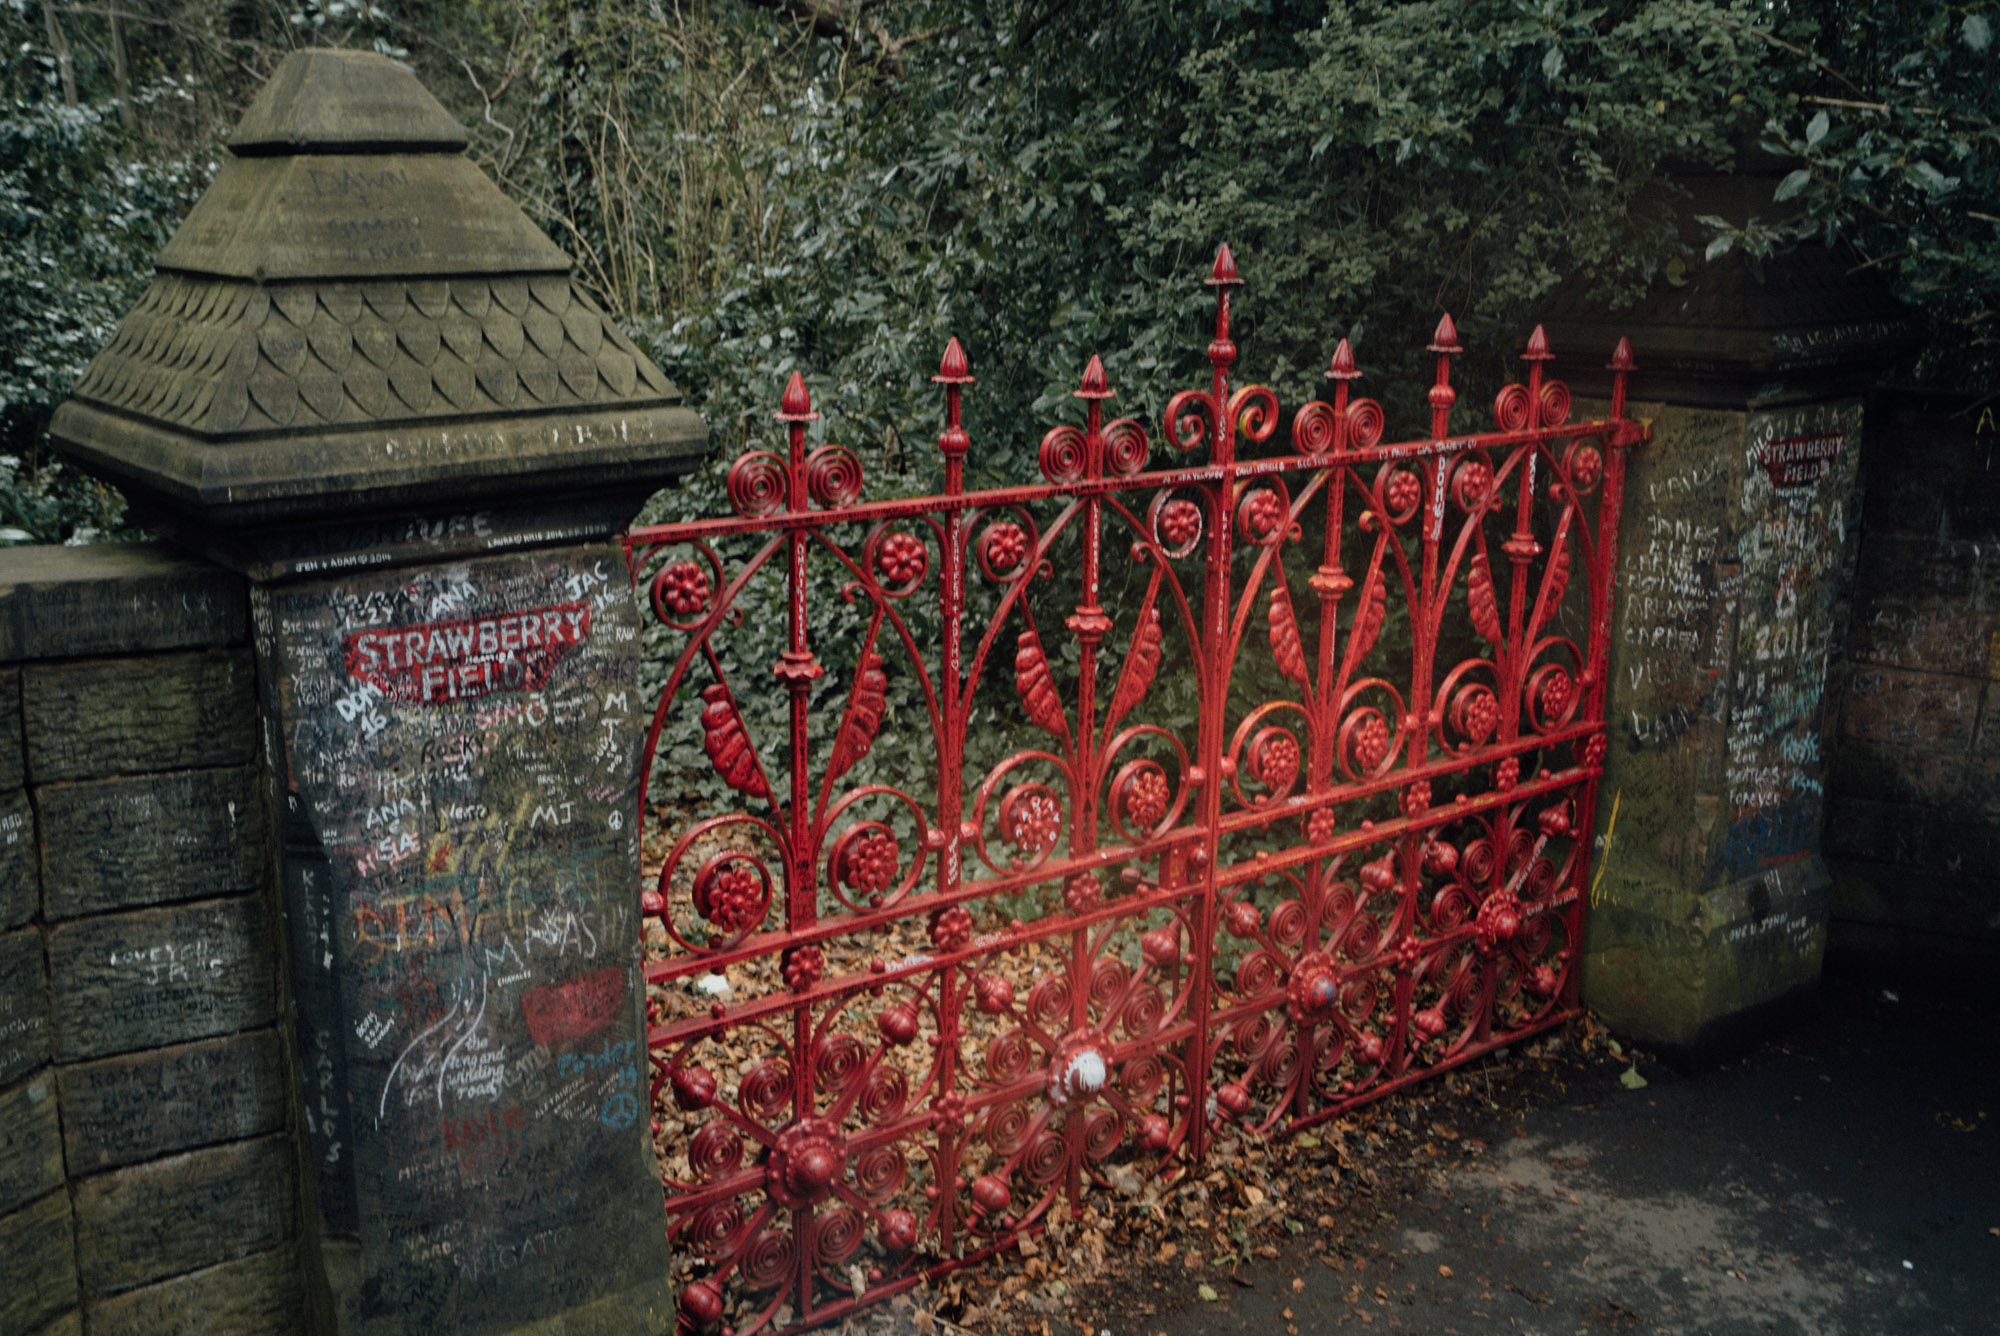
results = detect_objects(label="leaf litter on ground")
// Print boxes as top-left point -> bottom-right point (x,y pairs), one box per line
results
641,803 -> 1638,1334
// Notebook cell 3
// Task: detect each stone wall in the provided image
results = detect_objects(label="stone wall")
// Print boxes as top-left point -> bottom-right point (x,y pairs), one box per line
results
0,544 -> 306,1335
1825,389 -> 2000,978
1583,398 -> 1862,1056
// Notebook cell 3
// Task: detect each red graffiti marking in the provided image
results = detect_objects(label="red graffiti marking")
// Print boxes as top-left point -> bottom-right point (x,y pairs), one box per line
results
520,966 -> 626,1047
343,601 -> 592,705
1758,432 -> 1843,491
441,1105 -> 527,1149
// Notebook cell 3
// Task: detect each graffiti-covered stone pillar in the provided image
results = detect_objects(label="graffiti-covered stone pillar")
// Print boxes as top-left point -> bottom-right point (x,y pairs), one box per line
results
49,50 -> 704,1333
1549,170 -> 1915,1059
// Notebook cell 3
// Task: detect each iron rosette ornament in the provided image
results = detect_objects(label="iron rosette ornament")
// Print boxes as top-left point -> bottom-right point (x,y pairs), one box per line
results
655,971 -> 948,1334
950,894 -> 1202,1235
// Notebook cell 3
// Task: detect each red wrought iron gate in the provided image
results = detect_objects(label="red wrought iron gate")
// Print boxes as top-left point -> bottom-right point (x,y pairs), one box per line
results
626,246 -> 1644,1334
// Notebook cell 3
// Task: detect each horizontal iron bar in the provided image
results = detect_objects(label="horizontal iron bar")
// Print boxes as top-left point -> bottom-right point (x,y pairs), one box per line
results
626,419 -> 1623,547
648,879 -> 1199,1047
644,728 -> 1597,987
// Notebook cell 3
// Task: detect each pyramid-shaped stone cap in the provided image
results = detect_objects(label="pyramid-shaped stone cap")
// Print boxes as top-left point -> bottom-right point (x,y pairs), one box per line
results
50,48 -> 706,577
228,48 -> 470,154
159,49 -> 563,280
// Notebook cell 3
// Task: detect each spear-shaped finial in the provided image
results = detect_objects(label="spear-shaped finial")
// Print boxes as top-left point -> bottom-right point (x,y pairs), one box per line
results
774,370 -> 816,511
935,336 -> 973,385
1075,354 -> 1114,400
1324,337 -> 1362,454
935,339 -> 973,489
1207,242 -> 1242,287
1427,315 -> 1459,436
1072,354 -> 1113,473
776,370 -> 817,422
1205,245 -> 1240,461
1608,336 -> 1636,421
1519,324 -> 1553,428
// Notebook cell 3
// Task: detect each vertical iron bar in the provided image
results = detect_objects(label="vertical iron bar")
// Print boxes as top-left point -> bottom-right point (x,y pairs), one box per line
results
1566,339 -> 1637,1010
1308,344 -> 1360,792
1186,246 -> 1240,1164
1064,363 -> 1112,1213
1297,344 -> 1358,1121
1414,317 -> 1460,774
933,340 -> 972,1255
772,372 -> 822,1316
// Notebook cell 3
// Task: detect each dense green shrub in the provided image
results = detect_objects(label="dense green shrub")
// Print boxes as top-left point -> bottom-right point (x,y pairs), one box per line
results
0,82 -> 209,542
2,1 -> 1991,546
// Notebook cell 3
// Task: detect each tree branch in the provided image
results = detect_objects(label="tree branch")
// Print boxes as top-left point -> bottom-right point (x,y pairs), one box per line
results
743,0 -> 850,42
1711,16 -> 1866,97
739,0 -> 947,74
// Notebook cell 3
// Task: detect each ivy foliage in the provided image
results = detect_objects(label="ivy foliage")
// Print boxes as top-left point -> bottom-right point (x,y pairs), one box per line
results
2,0 -> 1992,550
1735,6 -> 1997,384
463,0 -> 1993,508
0,77 -> 203,541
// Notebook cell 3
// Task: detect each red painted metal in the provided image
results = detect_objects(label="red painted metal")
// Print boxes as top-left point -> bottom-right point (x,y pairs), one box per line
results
626,247 -> 1646,1334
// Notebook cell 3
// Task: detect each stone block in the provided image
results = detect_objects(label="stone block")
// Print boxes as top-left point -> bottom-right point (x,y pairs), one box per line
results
1827,856 -> 2000,942
23,649 -> 257,781
1979,681 -> 2000,757
1846,604 -> 1997,679
0,787 -> 35,932
1941,478 -> 2000,543
1827,903 -> 2000,986
59,1030 -> 287,1173
1852,468 -> 1943,537
0,1073 -> 62,1216
1583,860 -> 1828,1057
1851,533 -> 1984,603
28,1309 -> 84,1336
38,767 -> 267,920
1839,666 -> 1980,750
84,1246 -> 302,1335
1824,796 -> 2000,876
0,1189 -> 78,1333
48,896 -> 275,1062
0,669 -> 20,790
0,926 -> 49,1085
72,1134 -> 293,1297
1828,736 -> 2000,819
0,544 -> 246,662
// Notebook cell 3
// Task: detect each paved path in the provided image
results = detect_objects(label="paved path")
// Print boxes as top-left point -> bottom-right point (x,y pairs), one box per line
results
1157,975 -> 1999,1336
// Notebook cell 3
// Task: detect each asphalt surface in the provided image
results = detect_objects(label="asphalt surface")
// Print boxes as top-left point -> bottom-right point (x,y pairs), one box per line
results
1157,973 -> 2000,1336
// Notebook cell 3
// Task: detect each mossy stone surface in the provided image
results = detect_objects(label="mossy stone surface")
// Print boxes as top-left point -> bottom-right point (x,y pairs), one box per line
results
1585,399 -> 1859,1054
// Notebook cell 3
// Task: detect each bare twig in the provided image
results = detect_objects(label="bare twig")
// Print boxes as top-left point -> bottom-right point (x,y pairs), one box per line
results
43,2 -> 78,107
1711,16 -> 1865,96
107,7 -> 135,128
743,0 -> 850,42
1802,93 -> 1995,129
458,57 -> 520,178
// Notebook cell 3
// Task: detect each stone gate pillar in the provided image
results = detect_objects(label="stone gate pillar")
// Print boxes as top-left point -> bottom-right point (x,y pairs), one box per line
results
1549,170 -> 1915,1059
49,50 -> 704,1332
